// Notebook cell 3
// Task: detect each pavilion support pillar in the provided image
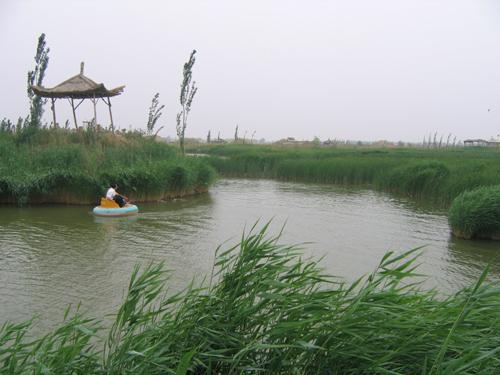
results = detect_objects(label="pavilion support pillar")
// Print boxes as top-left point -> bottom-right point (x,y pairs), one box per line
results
71,98 -> 78,129
106,97 -> 114,132
50,98 -> 57,128
92,95 -> 97,127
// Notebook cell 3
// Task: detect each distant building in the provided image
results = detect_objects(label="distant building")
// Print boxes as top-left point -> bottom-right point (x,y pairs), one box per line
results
463,139 -> 499,147
275,137 -> 299,145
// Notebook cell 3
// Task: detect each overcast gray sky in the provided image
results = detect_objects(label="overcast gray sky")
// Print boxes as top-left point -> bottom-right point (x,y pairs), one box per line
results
1,0 -> 500,142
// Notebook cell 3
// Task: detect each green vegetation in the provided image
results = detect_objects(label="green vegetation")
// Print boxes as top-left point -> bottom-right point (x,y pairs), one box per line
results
0,129 -> 216,205
146,92 -> 165,138
189,144 -> 500,207
27,33 -> 50,129
449,185 -> 500,239
2,225 -> 500,373
176,49 -> 198,156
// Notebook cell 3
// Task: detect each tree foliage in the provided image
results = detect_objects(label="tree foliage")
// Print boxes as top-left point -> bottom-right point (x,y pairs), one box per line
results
176,50 -> 198,155
146,92 -> 165,137
27,33 -> 50,128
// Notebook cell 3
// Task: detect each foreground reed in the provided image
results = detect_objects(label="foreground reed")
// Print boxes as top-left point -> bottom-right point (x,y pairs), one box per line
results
2,224 -> 500,373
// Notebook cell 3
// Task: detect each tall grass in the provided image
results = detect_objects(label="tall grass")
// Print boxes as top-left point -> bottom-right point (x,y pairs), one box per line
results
2,224 -> 500,373
0,129 -> 216,205
449,185 -> 500,239
192,144 -> 500,206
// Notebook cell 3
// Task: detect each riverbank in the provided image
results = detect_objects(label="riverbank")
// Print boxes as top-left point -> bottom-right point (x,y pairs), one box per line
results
188,144 -> 500,207
0,129 -> 216,205
2,225 -> 500,373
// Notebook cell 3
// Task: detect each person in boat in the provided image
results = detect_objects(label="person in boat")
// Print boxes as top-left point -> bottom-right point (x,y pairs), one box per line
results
106,183 -> 127,208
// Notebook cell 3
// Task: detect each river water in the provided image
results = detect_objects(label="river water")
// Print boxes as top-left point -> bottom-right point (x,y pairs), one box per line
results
1,179 -> 499,331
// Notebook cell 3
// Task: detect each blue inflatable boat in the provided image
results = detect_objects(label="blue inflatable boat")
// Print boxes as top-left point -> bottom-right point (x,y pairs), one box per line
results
93,198 -> 139,217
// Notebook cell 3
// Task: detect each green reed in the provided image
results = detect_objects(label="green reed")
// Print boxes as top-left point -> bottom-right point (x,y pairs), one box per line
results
191,144 -> 500,207
449,185 -> 500,239
2,224 -> 500,373
0,130 -> 216,205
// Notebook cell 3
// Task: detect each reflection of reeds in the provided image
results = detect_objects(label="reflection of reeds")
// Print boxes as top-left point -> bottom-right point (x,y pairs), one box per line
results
0,130 -> 216,205
2,224 -> 500,373
196,144 -> 500,206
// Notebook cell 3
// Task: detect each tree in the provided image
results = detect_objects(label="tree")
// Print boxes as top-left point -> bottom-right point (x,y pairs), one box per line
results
0,118 -> 13,133
234,125 -> 239,142
146,92 -> 165,137
446,133 -> 452,148
176,50 -> 198,155
27,33 -> 50,128
207,130 -> 211,143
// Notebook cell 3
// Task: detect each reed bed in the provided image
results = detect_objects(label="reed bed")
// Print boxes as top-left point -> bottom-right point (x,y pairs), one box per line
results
2,224 -> 500,373
449,185 -> 500,239
0,130 -> 216,205
192,144 -> 500,206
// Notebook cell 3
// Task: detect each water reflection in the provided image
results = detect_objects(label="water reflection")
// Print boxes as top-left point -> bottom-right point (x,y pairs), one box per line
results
93,215 -> 139,225
446,235 -> 500,284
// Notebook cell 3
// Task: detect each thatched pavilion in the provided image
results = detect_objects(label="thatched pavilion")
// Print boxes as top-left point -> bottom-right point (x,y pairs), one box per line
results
31,62 -> 125,130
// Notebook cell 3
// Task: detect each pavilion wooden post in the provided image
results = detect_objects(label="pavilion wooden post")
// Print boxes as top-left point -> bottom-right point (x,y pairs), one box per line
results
105,97 -> 114,132
70,98 -> 78,129
50,98 -> 57,128
92,94 -> 97,127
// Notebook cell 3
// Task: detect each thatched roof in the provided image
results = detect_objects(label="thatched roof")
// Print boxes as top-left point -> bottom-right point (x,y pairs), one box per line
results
32,63 -> 125,99
464,139 -> 488,143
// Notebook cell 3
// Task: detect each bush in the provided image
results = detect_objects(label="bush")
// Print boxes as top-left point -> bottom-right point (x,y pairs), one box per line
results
449,185 -> 500,239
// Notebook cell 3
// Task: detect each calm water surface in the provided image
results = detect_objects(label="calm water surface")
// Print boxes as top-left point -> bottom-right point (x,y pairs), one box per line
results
1,179 -> 499,331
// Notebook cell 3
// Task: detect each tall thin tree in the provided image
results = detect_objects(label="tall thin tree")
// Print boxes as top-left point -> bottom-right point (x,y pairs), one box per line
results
176,50 -> 198,155
146,92 -> 165,137
27,33 -> 50,128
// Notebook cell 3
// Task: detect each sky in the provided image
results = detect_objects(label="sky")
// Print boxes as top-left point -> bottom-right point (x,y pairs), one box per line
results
1,0 -> 500,142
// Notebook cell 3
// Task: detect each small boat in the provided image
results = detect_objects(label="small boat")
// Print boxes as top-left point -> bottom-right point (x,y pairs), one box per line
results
93,198 -> 139,217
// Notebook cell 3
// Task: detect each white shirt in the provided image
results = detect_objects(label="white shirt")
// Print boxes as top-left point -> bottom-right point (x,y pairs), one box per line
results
106,187 -> 117,200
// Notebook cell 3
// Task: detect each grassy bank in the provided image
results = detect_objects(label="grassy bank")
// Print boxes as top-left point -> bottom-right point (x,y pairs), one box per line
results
2,225 -> 500,373
189,144 -> 500,207
0,129 -> 216,205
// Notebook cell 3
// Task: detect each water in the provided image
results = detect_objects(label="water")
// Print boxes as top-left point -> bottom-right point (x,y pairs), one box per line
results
1,179 -> 499,332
